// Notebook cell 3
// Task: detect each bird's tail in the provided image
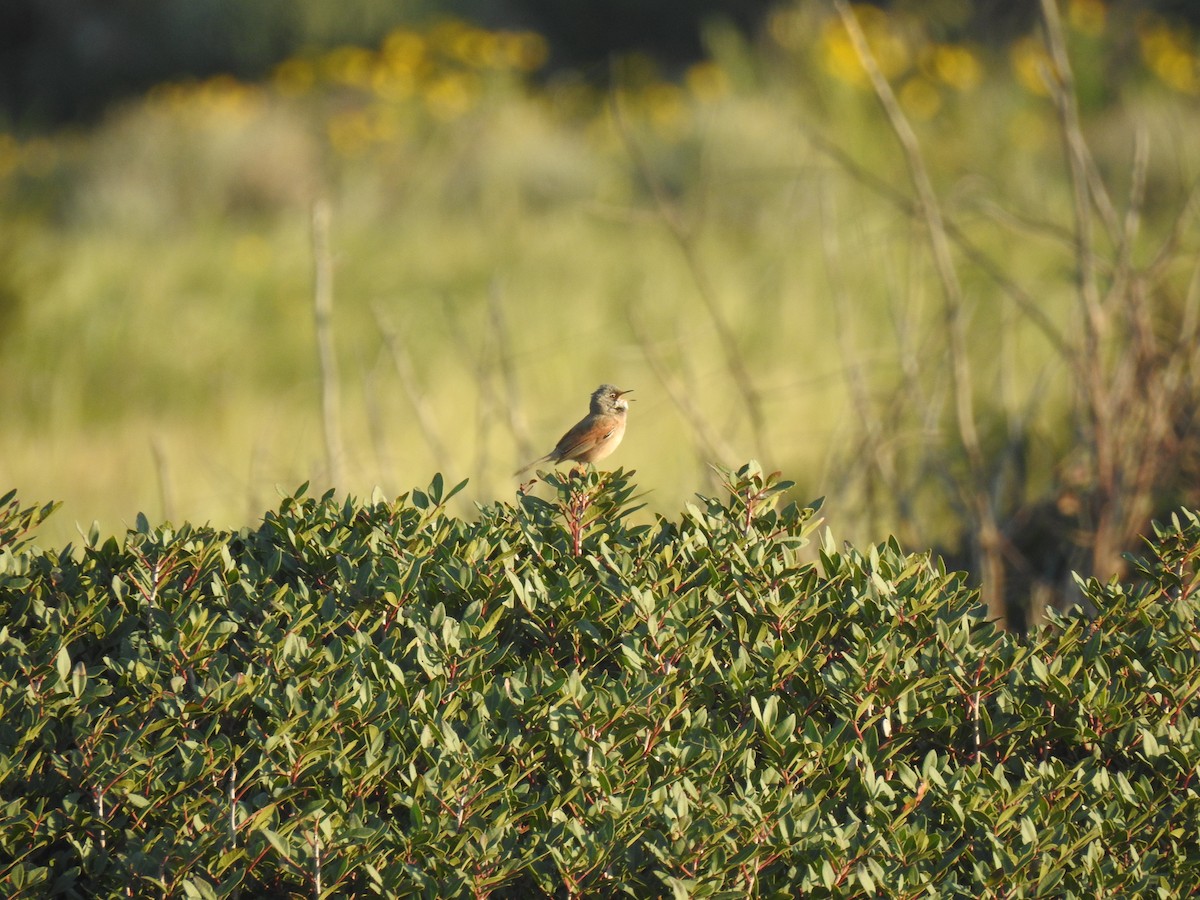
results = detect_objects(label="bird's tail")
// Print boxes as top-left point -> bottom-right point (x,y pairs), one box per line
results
513,455 -> 551,477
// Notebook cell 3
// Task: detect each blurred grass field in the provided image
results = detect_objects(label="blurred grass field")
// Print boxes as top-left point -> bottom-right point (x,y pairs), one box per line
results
1,0 -> 1199,560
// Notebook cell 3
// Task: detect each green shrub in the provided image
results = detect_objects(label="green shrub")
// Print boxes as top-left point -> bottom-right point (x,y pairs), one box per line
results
2,468 -> 1199,897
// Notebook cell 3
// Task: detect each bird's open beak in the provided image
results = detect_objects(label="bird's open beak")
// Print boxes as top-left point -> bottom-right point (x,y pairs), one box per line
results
618,388 -> 634,400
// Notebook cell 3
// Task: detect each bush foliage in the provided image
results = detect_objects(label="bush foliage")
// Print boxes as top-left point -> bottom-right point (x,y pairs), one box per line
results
2,466 -> 1200,897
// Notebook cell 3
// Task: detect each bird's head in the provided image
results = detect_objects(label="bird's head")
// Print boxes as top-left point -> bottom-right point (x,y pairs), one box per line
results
591,384 -> 633,415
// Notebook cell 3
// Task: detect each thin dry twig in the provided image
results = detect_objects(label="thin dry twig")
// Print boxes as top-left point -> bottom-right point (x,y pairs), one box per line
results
801,127 -> 1070,359
150,436 -> 174,523
311,199 -> 345,487
609,86 -> 770,459
372,303 -> 454,473
627,308 -> 737,467
488,280 -> 535,463
361,354 -> 394,494
835,0 -> 1004,619
819,188 -> 914,543
441,301 -> 499,478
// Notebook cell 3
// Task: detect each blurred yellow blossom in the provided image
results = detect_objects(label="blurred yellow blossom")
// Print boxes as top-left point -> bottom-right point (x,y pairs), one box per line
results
900,76 -> 942,120
272,58 -> 316,97
197,75 -> 262,122
327,109 -> 375,157
1138,16 -> 1198,94
322,46 -> 375,89
768,6 -> 808,52
643,82 -> 688,136
371,59 -> 416,102
382,30 -> 427,72
1068,0 -> 1107,37
144,75 -> 262,126
1010,35 -> 1054,96
424,72 -> 478,121
500,32 -> 548,73
931,44 -> 982,92
0,133 -> 18,180
686,61 -> 730,102
20,137 -> 57,177
374,104 -> 408,140
822,5 -> 912,88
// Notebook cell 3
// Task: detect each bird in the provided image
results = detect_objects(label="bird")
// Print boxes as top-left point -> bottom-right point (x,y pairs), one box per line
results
515,384 -> 633,476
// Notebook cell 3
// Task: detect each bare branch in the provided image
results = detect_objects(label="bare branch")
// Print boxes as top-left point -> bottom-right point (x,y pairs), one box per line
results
834,0 -> 1003,619
373,303 -> 455,473
311,199 -> 345,487
609,85 -> 770,458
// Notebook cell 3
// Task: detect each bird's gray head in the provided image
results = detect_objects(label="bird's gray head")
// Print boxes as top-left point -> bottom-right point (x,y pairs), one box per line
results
590,383 -> 632,415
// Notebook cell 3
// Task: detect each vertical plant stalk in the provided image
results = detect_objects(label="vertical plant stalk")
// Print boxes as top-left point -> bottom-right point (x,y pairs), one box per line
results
566,480 -> 592,557
1039,0 -> 1186,580
628,309 -> 737,467
488,280 -> 535,464
803,127 -> 1069,356
834,1 -> 1004,621
94,786 -> 106,850
820,190 -> 914,543
150,436 -> 174,522
373,303 -> 454,471
311,200 -> 345,487
228,763 -> 237,846
361,356 -> 393,494
441,301 -> 499,478
1038,0 -> 1111,567
609,88 -> 770,459
312,821 -> 322,899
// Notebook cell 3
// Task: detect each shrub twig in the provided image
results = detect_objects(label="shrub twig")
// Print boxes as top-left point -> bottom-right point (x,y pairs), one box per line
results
835,0 -> 1004,620
310,199 -> 345,487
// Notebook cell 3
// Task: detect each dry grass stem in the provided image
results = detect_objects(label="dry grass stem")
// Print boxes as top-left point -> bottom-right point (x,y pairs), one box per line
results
628,309 -> 737,468
372,303 -> 454,473
488,280 -> 534,464
609,87 -> 770,460
835,0 -> 1003,619
311,199 -> 345,487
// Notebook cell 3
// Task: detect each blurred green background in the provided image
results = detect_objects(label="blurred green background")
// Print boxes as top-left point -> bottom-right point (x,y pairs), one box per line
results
2,0 -> 1199,626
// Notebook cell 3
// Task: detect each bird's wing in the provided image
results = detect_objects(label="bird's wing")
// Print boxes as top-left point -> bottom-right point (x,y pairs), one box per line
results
553,414 -> 615,459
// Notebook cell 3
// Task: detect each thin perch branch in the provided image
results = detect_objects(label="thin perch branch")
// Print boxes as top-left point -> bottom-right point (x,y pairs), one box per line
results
609,86 -> 770,459
311,199 -> 345,487
835,0 -> 1003,621
373,303 -> 454,472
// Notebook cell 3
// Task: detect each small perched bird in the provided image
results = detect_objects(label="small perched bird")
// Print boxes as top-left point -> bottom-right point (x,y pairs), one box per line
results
515,384 -> 633,476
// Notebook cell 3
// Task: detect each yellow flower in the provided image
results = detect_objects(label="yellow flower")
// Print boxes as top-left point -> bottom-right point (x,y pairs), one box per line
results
424,72 -> 478,121
1138,17 -> 1198,94
371,59 -> 416,102
1068,0 -> 1107,37
768,7 -> 807,52
643,82 -> 688,136
686,61 -> 730,102
900,76 -> 942,120
382,29 -> 427,73
327,110 -> 374,157
821,5 -> 911,88
500,31 -> 549,73
272,58 -> 316,98
930,44 -> 982,92
322,46 -> 375,89
0,133 -> 19,180
1010,35 -> 1054,96
198,75 -> 262,122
